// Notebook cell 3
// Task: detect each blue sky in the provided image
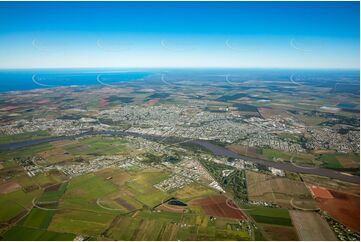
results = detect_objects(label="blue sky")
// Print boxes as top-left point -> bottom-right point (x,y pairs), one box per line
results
0,1 -> 359,69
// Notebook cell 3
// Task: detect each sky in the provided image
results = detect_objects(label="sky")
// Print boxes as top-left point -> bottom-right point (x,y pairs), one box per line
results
0,1 -> 359,69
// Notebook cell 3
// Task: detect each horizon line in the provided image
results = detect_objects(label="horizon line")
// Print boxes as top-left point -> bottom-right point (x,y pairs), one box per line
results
0,66 -> 359,71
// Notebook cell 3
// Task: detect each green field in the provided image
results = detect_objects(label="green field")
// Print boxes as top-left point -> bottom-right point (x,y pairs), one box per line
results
1,159 -> 17,168
48,209 -> 116,237
59,173 -> 118,212
125,170 -> 171,207
0,189 -> 41,223
319,154 -> 342,169
106,210 -> 251,240
64,136 -> 127,156
17,208 -> 55,229
246,207 -> 293,226
0,131 -> 50,145
38,182 -> 68,202
2,226 -> 75,241
0,143 -> 53,160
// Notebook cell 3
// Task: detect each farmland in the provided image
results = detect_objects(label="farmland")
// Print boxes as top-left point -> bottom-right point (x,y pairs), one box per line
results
187,195 -> 247,220
105,208 -> 251,241
63,136 -> 128,156
246,206 -> 292,226
290,210 -> 337,240
246,171 -> 316,209
309,185 -> 360,232
2,226 -> 75,241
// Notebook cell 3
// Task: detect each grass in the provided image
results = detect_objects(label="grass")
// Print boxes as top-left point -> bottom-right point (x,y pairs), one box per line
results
31,173 -> 65,188
64,136 -> 127,156
246,207 -> 293,226
1,159 -> 18,168
38,182 -> 68,202
125,171 -> 170,207
60,173 -> 118,212
0,143 -> 53,160
2,226 -> 75,241
0,130 -> 50,144
105,208 -> 251,240
17,208 -> 55,229
48,209 -> 116,237
262,148 -> 292,161
262,148 -> 316,164
319,154 -> 342,169
174,183 -> 218,202
0,189 -> 41,223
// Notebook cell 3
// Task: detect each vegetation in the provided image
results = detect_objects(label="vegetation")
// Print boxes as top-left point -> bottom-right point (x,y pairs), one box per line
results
0,131 -> 50,144
2,226 -> 75,241
199,158 -> 248,203
246,207 -> 293,226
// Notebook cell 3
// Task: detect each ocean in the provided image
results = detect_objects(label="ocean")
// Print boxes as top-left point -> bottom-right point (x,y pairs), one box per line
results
0,69 -> 150,92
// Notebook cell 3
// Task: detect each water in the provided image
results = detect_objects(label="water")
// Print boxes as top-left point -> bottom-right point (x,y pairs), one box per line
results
337,103 -> 358,110
0,69 -> 150,92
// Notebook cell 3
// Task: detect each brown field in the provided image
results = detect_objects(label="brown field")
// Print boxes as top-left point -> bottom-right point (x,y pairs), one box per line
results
99,97 -> 108,107
144,98 -> 159,107
301,174 -> 360,196
290,210 -> 337,240
261,224 -> 299,241
0,181 -> 21,194
337,155 -> 359,168
313,149 -> 337,155
38,140 -> 75,164
156,204 -> 186,213
44,183 -> 61,192
309,186 -> 333,199
246,171 -> 315,209
115,197 -> 135,211
310,186 -> 360,231
188,195 -> 246,220
258,107 -> 293,119
226,144 -> 259,158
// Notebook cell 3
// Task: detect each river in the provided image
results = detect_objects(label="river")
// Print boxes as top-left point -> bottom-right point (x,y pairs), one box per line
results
0,131 -> 359,184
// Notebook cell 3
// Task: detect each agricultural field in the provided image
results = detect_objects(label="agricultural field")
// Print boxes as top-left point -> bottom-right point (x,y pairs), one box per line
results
246,206 -> 293,226
187,195 -> 247,220
246,171 -> 316,209
0,143 -> 53,160
290,210 -> 337,240
63,136 -> 128,156
105,208 -> 251,241
309,185 -> 360,232
301,174 -> 360,196
2,226 -> 75,241
0,131 -> 50,145
0,163 -> 256,240
243,205 -> 299,240
0,189 -> 41,224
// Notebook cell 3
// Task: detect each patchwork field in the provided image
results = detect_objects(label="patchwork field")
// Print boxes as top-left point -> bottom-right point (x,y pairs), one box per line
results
105,209 -> 251,241
246,171 -> 316,209
301,174 -> 360,196
188,195 -> 247,220
309,185 -> 360,231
